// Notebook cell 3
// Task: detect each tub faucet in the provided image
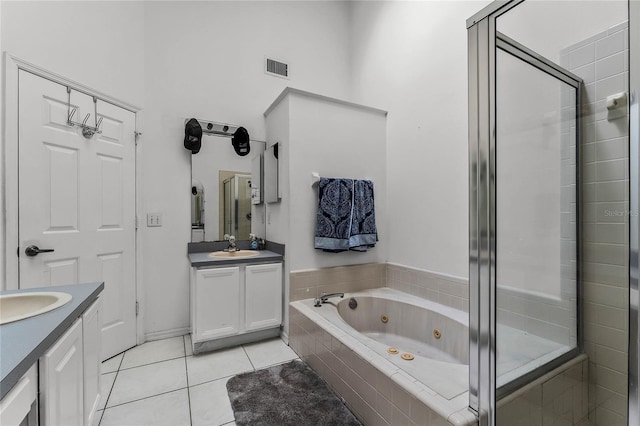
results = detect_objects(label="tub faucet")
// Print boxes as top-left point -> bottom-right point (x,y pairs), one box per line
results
320,292 -> 344,303
224,234 -> 237,252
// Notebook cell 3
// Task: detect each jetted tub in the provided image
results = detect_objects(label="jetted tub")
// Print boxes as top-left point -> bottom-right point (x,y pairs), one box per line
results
290,287 -> 474,424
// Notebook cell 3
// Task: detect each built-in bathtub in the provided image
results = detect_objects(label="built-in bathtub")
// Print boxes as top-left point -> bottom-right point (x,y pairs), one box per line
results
289,287 -> 478,425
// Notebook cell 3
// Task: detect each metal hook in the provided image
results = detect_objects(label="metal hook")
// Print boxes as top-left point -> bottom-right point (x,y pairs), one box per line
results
67,107 -> 77,123
96,116 -> 103,131
82,113 -> 90,126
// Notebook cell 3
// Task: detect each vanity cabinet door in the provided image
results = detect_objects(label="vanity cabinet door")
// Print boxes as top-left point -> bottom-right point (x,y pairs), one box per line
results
0,364 -> 37,426
39,319 -> 84,426
82,298 -> 102,426
194,266 -> 241,341
245,263 -> 283,332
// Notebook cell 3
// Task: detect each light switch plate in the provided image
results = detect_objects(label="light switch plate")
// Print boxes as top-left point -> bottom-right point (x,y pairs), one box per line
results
147,213 -> 162,227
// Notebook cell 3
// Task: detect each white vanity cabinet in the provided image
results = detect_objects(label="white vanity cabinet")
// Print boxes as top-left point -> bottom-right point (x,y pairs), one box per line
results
82,298 -> 102,426
39,298 -> 102,426
193,266 -> 241,341
191,262 -> 283,353
39,319 -> 84,426
0,365 -> 38,426
245,263 -> 283,331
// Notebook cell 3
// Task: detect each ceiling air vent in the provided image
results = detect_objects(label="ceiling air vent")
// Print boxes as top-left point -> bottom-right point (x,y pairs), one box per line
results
265,57 -> 289,79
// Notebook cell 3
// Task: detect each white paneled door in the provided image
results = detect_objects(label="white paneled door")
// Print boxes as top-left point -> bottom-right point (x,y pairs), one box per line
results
18,70 -> 137,359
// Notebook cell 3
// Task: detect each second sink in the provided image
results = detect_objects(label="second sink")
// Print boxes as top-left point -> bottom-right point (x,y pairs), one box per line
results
208,250 -> 260,259
0,292 -> 72,325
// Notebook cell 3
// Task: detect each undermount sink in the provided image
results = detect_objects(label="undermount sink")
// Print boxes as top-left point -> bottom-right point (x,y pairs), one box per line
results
0,292 -> 72,325
208,250 -> 260,259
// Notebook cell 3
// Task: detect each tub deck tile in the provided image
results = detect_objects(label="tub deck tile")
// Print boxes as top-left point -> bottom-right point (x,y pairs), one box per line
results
290,294 -> 474,425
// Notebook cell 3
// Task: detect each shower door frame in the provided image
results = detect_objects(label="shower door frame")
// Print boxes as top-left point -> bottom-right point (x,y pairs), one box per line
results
467,1 -> 584,423
629,1 -> 639,424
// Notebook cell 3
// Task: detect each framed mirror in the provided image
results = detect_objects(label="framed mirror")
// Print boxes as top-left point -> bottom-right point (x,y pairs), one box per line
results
191,135 -> 266,242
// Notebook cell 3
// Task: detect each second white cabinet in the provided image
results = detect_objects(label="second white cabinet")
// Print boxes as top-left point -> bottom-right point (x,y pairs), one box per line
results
193,266 -> 241,341
82,298 -> 102,426
245,263 -> 283,331
191,262 -> 282,352
39,319 -> 84,426
39,298 -> 102,426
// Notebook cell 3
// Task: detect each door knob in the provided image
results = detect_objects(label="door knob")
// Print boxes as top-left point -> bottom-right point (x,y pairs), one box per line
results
25,245 -> 55,257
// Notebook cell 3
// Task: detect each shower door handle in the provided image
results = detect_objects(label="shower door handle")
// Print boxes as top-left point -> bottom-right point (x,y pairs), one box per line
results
25,245 -> 55,257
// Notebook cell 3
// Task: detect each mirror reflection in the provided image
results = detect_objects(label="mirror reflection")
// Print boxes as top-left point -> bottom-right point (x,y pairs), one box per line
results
191,136 -> 265,242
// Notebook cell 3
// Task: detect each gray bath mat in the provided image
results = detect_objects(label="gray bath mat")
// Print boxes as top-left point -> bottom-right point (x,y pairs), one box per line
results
226,360 -> 362,426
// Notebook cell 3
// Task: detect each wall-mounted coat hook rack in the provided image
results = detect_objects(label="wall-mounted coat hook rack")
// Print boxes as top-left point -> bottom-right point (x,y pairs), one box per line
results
66,87 -> 102,138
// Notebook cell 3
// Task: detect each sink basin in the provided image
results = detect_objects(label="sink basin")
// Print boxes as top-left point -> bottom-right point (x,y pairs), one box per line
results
0,292 -> 72,325
208,250 -> 260,259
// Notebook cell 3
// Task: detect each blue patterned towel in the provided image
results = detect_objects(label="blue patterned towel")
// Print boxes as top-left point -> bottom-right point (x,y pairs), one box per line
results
349,179 -> 378,251
315,178 -> 378,252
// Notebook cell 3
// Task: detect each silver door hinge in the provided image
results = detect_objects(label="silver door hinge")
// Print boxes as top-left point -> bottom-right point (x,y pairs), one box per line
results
135,215 -> 139,230
136,301 -> 139,316
134,131 -> 142,144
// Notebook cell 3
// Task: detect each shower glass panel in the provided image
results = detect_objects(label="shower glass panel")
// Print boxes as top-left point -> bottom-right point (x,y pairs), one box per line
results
469,1 -> 632,424
495,45 -> 578,390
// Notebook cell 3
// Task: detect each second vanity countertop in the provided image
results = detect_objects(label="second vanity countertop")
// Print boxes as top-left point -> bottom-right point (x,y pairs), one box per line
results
0,282 -> 104,400
189,249 -> 283,267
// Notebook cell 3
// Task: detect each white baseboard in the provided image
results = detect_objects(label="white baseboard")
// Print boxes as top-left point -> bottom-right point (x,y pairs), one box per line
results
144,327 -> 191,343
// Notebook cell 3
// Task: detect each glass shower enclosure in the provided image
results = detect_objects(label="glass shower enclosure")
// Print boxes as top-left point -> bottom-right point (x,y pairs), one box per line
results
494,33 -> 581,393
468,0 -> 633,425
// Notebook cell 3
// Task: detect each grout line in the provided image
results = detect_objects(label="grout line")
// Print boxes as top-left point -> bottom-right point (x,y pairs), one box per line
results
103,342 -> 190,411
104,387 -> 190,410
189,370 -> 254,389
241,345 -> 256,371
99,352 -> 125,418
183,336 -> 194,426
118,355 -> 187,372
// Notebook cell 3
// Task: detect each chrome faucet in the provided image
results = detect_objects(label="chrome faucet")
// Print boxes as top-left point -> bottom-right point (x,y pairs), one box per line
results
224,234 -> 237,252
320,292 -> 344,303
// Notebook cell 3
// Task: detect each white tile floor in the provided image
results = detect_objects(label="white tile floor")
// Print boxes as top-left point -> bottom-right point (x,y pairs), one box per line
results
95,335 -> 299,426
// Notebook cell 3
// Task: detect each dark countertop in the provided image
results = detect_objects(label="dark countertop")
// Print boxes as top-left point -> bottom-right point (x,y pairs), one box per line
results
189,249 -> 283,267
0,282 -> 104,399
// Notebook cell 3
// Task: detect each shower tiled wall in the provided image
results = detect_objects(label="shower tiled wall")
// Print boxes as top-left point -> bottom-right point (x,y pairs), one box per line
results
497,355 -> 589,426
563,22 -> 629,426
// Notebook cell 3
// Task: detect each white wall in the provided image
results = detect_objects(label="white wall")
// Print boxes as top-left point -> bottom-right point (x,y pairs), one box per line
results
0,1 -> 145,107
265,88 -> 387,338
348,1 -> 491,278
141,1 -> 353,337
265,89 -> 388,272
266,89 -> 389,272
286,90 -> 387,271
264,99 -> 290,254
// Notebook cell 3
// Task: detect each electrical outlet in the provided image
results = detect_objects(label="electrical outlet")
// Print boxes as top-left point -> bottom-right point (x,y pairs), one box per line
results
147,213 -> 162,227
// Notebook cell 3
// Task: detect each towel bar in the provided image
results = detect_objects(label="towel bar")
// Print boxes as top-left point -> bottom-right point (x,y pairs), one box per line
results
311,172 -> 321,187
